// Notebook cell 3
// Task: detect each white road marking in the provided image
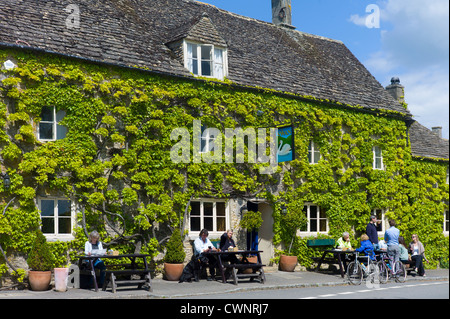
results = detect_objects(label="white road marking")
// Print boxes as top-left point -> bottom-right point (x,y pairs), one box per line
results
300,281 -> 448,299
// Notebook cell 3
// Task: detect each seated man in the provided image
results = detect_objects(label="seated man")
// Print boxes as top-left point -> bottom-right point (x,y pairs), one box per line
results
193,228 -> 217,281
336,232 -> 352,250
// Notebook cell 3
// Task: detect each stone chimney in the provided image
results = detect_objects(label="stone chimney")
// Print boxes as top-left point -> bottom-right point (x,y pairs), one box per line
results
432,126 -> 442,138
385,77 -> 405,103
272,0 -> 295,29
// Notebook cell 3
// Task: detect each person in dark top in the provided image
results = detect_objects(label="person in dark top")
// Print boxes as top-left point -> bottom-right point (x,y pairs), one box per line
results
366,215 -> 379,250
220,230 -> 238,264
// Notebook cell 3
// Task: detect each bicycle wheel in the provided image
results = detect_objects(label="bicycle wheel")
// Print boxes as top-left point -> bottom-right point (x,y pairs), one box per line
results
347,261 -> 362,285
377,261 -> 389,284
393,261 -> 406,283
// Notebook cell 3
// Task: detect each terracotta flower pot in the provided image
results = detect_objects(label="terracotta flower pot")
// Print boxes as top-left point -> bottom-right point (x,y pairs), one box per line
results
279,255 -> 298,272
28,270 -> 52,291
164,263 -> 184,281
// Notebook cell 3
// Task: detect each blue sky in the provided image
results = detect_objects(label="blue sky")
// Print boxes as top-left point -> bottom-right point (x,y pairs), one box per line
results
198,0 -> 449,138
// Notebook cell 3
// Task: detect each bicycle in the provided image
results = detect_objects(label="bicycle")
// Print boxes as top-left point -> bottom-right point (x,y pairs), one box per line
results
346,251 -> 378,285
376,252 -> 406,284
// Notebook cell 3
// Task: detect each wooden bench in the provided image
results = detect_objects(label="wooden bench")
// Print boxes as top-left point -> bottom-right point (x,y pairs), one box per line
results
307,239 -> 337,264
204,250 -> 266,285
223,262 -> 266,285
79,253 -> 153,293
103,269 -> 152,293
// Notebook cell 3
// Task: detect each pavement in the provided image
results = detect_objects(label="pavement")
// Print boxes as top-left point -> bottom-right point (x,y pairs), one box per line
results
0,267 -> 448,299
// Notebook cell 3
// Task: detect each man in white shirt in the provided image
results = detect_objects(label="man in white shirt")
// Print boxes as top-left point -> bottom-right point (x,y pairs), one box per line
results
193,229 -> 217,281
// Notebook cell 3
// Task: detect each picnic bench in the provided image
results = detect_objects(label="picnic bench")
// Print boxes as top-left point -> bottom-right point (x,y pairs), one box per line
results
307,239 -> 337,266
205,250 -> 266,285
307,239 -> 355,278
78,253 -> 153,293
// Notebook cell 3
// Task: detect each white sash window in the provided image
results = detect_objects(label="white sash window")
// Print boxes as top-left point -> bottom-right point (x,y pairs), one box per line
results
185,41 -> 227,80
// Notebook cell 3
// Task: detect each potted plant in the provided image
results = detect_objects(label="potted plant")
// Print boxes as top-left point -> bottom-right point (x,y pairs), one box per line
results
239,209 -> 263,271
279,205 -> 307,272
27,229 -> 55,291
163,228 -> 186,281
239,209 -> 263,251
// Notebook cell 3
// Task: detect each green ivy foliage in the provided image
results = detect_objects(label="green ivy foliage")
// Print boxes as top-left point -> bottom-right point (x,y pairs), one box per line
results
0,48 -> 448,280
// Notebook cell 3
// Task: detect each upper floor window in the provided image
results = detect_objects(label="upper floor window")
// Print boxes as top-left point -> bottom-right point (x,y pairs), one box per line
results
38,107 -> 67,141
38,197 -> 75,240
373,146 -> 383,170
185,41 -> 227,80
308,140 -> 320,164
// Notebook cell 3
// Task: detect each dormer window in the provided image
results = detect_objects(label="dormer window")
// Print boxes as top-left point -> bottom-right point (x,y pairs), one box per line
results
185,41 -> 227,80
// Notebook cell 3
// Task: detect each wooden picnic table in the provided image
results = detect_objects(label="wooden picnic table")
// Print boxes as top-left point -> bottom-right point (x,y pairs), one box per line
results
78,253 -> 152,293
314,249 -> 356,278
204,250 -> 266,285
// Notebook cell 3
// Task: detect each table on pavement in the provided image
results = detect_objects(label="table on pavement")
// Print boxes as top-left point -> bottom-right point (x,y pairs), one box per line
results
78,253 -> 152,293
204,250 -> 266,285
314,249 -> 356,278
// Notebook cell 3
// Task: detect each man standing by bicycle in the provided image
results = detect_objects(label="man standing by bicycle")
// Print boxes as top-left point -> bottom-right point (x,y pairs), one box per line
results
385,220 -> 400,263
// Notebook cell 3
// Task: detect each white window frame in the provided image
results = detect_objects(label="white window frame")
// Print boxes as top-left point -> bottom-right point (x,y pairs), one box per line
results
300,203 -> 328,235
38,106 -> 67,142
188,199 -> 228,238
38,197 -> 76,241
373,146 -> 384,170
184,40 -> 228,80
199,124 -> 219,154
308,140 -> 320,164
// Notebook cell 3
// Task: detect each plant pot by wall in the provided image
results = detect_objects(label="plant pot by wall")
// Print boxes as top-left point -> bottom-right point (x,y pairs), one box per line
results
279,255 -> 298,272
54,267 -> 69,292
28,270 -> 52,291
164,263 -> 184,281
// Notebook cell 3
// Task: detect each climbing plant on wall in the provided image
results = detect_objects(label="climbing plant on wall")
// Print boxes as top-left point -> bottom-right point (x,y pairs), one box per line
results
0,48 -> 448,282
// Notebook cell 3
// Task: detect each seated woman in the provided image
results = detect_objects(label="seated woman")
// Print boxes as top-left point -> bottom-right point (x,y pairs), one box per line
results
355,234 -> 376,261
409,234 -> 428,276
220,230 -> 239,264
398,236 -> 410,263
84,230 -> 106,287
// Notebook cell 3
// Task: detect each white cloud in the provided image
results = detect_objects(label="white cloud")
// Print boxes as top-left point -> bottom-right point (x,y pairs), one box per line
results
400,68 -> 449,138
348,14 -> 367,27
361,0 -> 449,138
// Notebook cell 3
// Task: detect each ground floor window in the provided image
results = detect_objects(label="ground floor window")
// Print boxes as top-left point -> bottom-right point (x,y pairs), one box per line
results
38,197 -> 74,240
189,200 -> 227,235
301,203 -> 328,234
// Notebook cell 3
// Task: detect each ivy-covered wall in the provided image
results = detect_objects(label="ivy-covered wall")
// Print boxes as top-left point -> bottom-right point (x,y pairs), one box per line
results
0,47 -> 448,282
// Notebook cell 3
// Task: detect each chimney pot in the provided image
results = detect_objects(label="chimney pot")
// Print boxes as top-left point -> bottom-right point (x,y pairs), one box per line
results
385,76 -> 405,104
272,0 -> 295,29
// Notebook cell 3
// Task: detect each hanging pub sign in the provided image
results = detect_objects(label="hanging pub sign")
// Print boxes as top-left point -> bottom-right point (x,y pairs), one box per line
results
277,125 -> 294,163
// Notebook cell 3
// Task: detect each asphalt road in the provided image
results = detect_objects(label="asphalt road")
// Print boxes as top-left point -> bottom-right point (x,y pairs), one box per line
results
178,280 -> 449,299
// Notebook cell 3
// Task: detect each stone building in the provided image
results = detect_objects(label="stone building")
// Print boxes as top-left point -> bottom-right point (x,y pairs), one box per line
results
0,0 -> 448,277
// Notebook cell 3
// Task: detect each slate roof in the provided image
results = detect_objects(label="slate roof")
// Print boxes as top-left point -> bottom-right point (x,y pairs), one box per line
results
0,0 -> 410,116
409,122 -> 449,160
